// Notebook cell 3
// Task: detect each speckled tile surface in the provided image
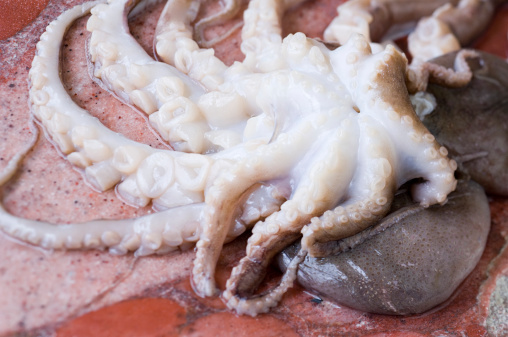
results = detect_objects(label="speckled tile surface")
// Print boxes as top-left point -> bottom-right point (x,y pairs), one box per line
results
0,1 -> 507,336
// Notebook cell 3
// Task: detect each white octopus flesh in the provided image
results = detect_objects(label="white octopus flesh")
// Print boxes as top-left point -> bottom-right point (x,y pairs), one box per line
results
2,0 -> 488,316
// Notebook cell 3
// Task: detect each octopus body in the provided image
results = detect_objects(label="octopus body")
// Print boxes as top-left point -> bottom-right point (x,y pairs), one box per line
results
0,0 -> 479,316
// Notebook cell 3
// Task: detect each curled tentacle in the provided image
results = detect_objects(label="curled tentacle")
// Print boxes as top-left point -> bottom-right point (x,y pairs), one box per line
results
2,0 -> 469,319
9,0 -> 228,255
223,248 -> 308,316
87,0 -> 210,153
193,0 -> 243,48
240,0 -> 307,72
301,118 -> 398,257
323,0 -> 455,45
408,0 -> 497,61
302,202 -> 425,258
155,0 -> 228,90
407,49 -> 479,92
192,116 -> 327,297
330,36 -> 457,206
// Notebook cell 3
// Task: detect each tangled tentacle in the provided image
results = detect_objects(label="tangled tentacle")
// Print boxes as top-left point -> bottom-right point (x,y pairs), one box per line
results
0,0 -> 471,318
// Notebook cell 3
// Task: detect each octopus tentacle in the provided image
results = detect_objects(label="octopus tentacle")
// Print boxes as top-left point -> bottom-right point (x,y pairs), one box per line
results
1,196 -> 203,256
301,116 -> 397,257
193,0 -> 243,48
87,0 -> 212,153
30,0 -> 151,189
192,161 -> 259,297
321,0 -> 501,100
408,0 -> 496,61
29,0 -> 216,210
1,2 -> 204,254
154,0 -> 255,148
223,247 -> 308,316
2,174 -> 284,255
1,158 -> 202,256
0,121 -> 39,187
323,0 -> 499,63
155,0 -> 228,91
240,0 -> 307,72
408,49 -> 479,92
321,0 -> 485,95
323,0 -> 455,45
303,202 -> 426,259
192,116 -> 326,296
332,37 -> 457,206
222,118 -> 360,312
374,51 -> 457,206
13,1 -> 228,253
406,14 -> 460,62
90,0 -> 258,153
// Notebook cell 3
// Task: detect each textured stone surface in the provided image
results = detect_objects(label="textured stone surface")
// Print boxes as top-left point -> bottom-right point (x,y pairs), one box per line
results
486,276 -> 508,337
0,1 -> 507,336
0,0 -> 51,40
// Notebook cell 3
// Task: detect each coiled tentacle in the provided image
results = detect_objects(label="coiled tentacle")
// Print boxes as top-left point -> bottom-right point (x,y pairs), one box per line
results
3,1 -> 213,255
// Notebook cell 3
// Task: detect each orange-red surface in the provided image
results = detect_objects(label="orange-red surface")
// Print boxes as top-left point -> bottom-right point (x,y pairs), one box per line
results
0,0 -> 51,40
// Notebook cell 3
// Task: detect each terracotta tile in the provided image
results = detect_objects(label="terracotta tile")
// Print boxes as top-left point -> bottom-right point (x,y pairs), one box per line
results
180,312 -> 300,337
472,3 -> 508,58
56,298 -> 187,337
0,0 -> 51,40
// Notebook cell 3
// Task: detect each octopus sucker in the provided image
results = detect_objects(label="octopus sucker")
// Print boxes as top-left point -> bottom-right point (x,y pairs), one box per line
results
407,0 -> 496,60
155,0 -> 229,86
324,0 -> 502,61
323,0 -> 504,93
0,126 -> 203,255
4,1 -> 240,255
3,0 -> 489,318
193,116 -> 330,297
422,50 -> 508,197
190,0 -> 457,312
87,0 -> 213,153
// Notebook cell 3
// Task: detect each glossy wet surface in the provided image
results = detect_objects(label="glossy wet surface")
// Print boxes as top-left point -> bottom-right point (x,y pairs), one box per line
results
0,1 -> 507,336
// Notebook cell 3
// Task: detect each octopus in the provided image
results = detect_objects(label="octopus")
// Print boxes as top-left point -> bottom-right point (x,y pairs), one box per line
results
278,49 -> 508,315
279,178 -> 491,315
0,0 -> 500,317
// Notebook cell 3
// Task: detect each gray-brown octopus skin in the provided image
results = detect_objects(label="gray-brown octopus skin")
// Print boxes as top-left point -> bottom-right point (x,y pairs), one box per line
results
423,51 -> 508,196
277,179 -> 491,315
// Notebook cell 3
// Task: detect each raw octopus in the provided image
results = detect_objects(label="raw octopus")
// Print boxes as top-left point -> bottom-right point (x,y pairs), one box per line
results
0,0 -> 503,317
279,179 -> 491,315
278,49 -> 508,314
423,51 -> 508,196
